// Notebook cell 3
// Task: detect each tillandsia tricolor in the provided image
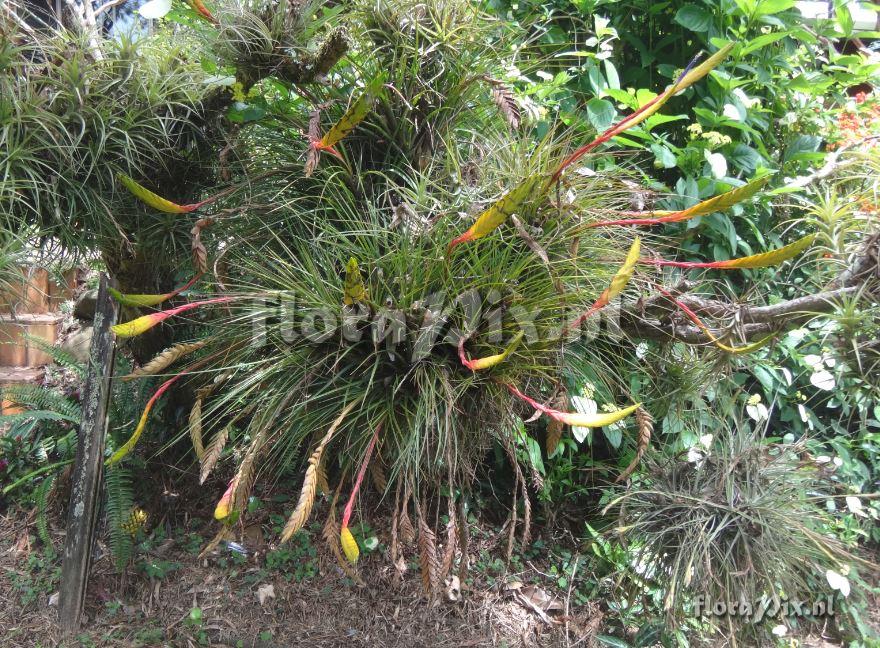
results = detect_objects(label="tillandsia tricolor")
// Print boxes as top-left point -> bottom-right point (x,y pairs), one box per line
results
658,287 -> 774,354
568,237 -> 640,330
111,297 -> 234,338
107,349 -> 226,466
446,44 -> 734,254
588,176 -> 771,228
340,423 -> 382,564
506,383 -> 640,428
106,373 -> 183,466
343,257 -> 368,305
109,272 -> 203,307
639,234 -> 816,270
458,330 -> 524,371
187,0 -> 217,23
308,76 -> 384,168
214,476 -> 238,521
118,174 -> 223,213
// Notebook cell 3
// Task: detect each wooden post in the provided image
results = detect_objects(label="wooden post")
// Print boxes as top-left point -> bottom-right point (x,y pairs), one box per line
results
59,274 -> 118,631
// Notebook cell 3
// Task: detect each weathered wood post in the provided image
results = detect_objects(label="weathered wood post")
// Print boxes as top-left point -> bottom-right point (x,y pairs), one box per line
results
59,274 -> 118,631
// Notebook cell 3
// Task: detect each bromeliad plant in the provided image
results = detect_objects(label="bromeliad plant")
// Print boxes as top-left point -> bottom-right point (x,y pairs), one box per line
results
103,0 -> 820,593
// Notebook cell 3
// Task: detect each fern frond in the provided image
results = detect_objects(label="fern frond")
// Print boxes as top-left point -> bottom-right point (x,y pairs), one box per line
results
104,465 -> 135,570
24,335 -> 86,378
2,385 -> 81,423
34,475 -> 56,550
0,409 -> 79,426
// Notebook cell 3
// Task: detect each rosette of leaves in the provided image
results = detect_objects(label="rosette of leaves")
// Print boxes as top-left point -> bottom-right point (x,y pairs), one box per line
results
108,0 -> 821,582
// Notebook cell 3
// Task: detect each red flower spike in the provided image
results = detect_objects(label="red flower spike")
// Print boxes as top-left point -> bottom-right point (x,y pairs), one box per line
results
639,234 -> 815,270
112,297 -> 233,337
339,423 -> 382,564
341,423 -> 382,531
506,383 -> 641,428
106,373 -> 184,465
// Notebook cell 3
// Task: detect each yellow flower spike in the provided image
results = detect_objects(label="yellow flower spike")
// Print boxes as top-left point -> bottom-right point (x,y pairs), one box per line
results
447,175 -> 548,253
214,477 -> 238,521
106,374 -> 182,465
641,234 -> 816,270
111,297 -> 233,338
591,176 -> 770,227
552,44 -> 734,183
108,274 -> 202,308
570,237 -> 640,329
709,334 -> 775,354
507,383 -> 641,428
675,43 -> 735,94
660,288 -> 776,354
118,174 -> 221,213
317,76 -> 384,151
458,330 -> 524,371
555,402 -> 642,428
343,257 -> 367,305
340,525 -> 360,564
716,234 -> 816,269
187,0 -> 217,23
118,174 -> 192,213
120,508 -> 148,537
337,424 -> 381,565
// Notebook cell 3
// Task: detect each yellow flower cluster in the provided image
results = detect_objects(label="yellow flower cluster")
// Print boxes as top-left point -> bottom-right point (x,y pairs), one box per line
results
701,131 -> 732,148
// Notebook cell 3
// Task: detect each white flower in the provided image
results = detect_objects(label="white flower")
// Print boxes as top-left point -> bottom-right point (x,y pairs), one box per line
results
825,569 -> 851,597
810,370 -> 835,391
569,396 -> 597,443
771,624 -> 787,637
846,496 -> 867,518
746,402 -> 769,422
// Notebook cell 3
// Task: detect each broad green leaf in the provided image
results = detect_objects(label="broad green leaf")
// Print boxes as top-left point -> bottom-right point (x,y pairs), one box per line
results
728,143 -> 763,173
227,102 -> 266,124
755,0 -> 796,14
586,98 -> 617,131
741,30 -> 791,54
674,5 -> 714,32
650,143 -> 677,169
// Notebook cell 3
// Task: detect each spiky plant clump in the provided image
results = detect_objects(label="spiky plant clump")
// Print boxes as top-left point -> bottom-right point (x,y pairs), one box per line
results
106,0 -> 821,574
602,429 -> 866,638
0,11 -> 210,255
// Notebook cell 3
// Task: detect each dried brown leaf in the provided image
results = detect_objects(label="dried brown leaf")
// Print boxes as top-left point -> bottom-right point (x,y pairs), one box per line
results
417,502 -> 440,597
489,80 -> 521,129
123,341 -> 206,381
198,527 -> 232,560
200,425 -> 229,485
369,458 -> 387,493
616,406 -> 654,483
440,499 -> 458,581
545,391 -> 568,455
189,392 -> 206,461
191,217 -> 214,275
315,459 -> 330,495
399,486 -> 415,545
281,401 -> 357,542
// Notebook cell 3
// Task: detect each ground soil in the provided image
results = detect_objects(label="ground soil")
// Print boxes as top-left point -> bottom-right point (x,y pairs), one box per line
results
1,483 -> 877,648
0,490 -> 605,648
